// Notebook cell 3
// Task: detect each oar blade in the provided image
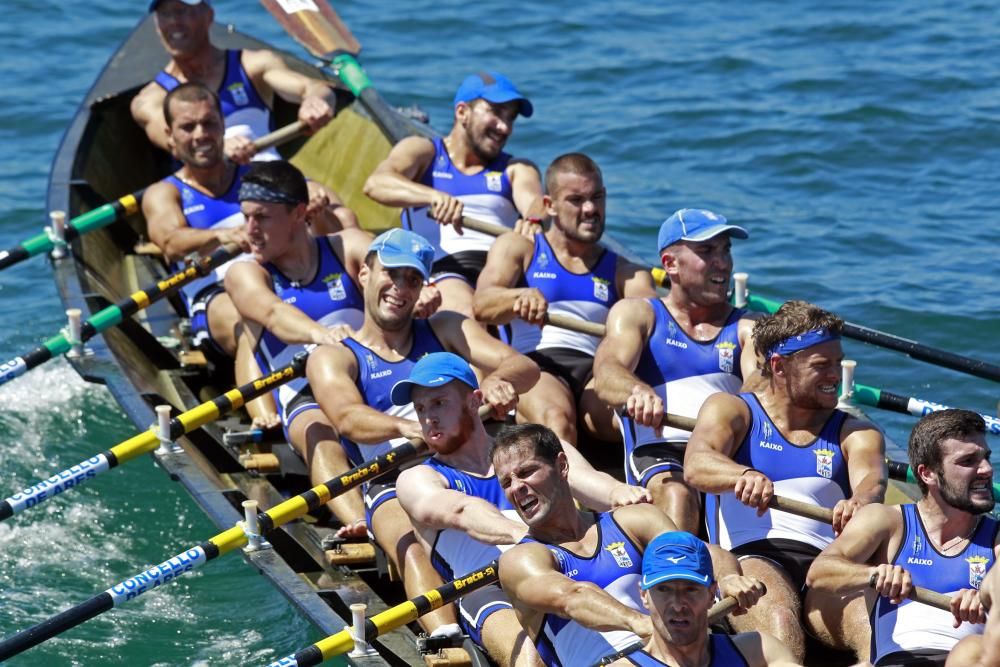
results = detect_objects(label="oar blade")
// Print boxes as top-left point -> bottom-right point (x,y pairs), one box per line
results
259,0 -> 360,60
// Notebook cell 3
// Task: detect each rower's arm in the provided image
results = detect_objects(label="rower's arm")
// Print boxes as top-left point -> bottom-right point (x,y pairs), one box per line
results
224,261 -> 337,346
500,542 -> 651,637
732,631 -> 804,667
130,82 -> 170,152
682,393 -> 753,493
843,419 -> 888,505
143,181 -> 245,262
737,315 -> 766,393
593,299 -> 656,405
306,344 -> 424,443
616,258 -> 658,300
396,466 -> 526,545
562,443 -> 651,510
805,503 -> 898,594
362,136 -> 439,208
472,232 -> 537,324
234,322 -> 280,428
435,311 -> 541,402
507,160 -> 545,220
245,49 -> 336,111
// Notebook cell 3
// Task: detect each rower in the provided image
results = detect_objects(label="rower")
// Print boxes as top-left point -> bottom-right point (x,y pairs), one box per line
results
305,228 -> 540,632
592,208 -> 757,531
946,563 -> 1000,667
363,71 -> 545,317
133,0 -> 356,231
682,300 -> 887,662
223,159 -> 372,537
806,409 -> 996,666
494,424 -> 765,667
474,153 -> 656,445
605,532 -> 802,667
394,353 -> 649,665
142,82 -> 250,362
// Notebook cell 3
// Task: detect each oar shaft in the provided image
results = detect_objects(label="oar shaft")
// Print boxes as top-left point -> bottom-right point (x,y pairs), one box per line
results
767,495 -> 835,524
0,243 -> 238,388
0,191 -> 143,272
853,383 -> 1000,436
706,596 -> 739,625
271,561 -> 500,667
867,573 -> 952,611
253,120 -> 307,151
0,354 -> 306,521
745,294 -> 1000,383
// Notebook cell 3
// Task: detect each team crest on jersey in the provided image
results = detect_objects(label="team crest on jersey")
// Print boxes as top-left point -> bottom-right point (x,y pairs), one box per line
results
968,555 -> 989,589
761,420 -> 773,442
323,272 -> 347,300
181,187 -> 194,204
716,341 -> 736,373
814,448 -> 835,479
227,82 -> 249,106
537,251 -> 549,268
485,171 -> 503,192
453,478 -> 466,494
592,277 -> 610,302
365,352 -> 378,371
605,541 -> 633,568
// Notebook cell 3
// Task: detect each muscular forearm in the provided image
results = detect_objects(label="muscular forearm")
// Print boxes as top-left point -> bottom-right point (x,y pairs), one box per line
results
473,287 -> 528,324
683,450 -> 752,493
363,172 -> 437,208
159,227 -> 224,263
264,304 -> 333,346
564,446 -> 621,511
805,554 -> 875,593
594,361 -> 647,408
328,405 -> 417,445
488,355 -> 540,395
450,499 -> 525,545
560,581 -> 647,634
850,472 -> 887,505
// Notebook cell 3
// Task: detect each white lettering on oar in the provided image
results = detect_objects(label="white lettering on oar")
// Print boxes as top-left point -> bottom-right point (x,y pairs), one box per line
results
105,547 -> 207,607
5,455 -> 109,513
276,0 -> 319,14
0,357 -> 27,384
266,656 -> 300,667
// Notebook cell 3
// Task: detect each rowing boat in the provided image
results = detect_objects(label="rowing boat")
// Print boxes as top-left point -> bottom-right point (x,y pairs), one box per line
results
42,11 -> 918,667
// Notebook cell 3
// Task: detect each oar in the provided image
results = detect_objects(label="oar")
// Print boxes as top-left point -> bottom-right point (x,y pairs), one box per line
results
851,381 -> 1000,436
744,293 -> 1000,383
0,122 -> 306,274
0,242 -> 240,388
260,0 -> 415,143
0,353 -> 307,522
267,561 -> 499,667
0,442 -> 424,661
0,404 -> 492,659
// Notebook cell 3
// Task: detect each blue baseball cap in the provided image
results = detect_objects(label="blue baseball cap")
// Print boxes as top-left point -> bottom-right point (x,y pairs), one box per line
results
640,532 -> 714,590
368,229 -> 434,280
454,72 -> 534,118
389,352 -> 479,406
149,0 -> 208,11
657,208 -> 748,252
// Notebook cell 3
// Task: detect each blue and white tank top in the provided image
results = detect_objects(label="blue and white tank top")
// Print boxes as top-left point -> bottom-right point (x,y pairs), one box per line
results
871,504 -> 997,663
508,233 -> 619,356
710,393 -> 850,551
622,635 -> 749,666
339,321 -> 445,461
402,136 -> 517,260
163,165 -> 249,309
621,300 -> 744,449
526,512 -> 644,667
255,236 -> 364,420
425,459 -> 521,581
156,49 -> 279,160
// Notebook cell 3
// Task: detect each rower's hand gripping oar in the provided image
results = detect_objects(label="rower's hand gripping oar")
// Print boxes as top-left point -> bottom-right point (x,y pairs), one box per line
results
267,561 -> 500,667
0,352 -> 308,522
260,0 -> 415,142
0,122 -> 307,274
0,404 -> 493,660
0,242 -> 241,388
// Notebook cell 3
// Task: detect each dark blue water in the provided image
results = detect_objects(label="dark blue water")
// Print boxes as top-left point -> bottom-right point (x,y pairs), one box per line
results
0,1 -> 996,664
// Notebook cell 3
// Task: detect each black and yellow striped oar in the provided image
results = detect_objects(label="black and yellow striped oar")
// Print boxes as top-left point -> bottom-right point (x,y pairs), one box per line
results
0,121 -> 306,275
0,243 -> 239,388
0,439 -> 427,661
267,561 -> 499,667
0,353 -> 307,522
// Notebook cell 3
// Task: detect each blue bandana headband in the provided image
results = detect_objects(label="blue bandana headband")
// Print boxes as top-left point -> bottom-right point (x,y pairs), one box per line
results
238,181 -> 304,206
768,328 -> 841,359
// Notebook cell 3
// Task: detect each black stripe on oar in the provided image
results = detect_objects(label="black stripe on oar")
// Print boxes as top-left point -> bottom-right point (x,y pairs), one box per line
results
0,594 -> 115,661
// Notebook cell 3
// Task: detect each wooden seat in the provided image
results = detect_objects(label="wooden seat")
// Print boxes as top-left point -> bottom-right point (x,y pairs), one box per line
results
423,648 -> 472,666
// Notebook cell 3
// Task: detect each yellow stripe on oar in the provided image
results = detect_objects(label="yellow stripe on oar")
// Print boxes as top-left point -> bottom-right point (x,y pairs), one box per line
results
120,194 -> 140,216
108,430 -> 159,465
651,267 -> 667,287
209,525 -> 250,555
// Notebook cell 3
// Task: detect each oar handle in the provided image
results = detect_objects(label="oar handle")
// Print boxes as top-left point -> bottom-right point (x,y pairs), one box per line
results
252,120 -> 308,151
707,581 -> 769,624
656,412 -> 697,432
544,312 -> 606,338
867,573 -> 952,611
461,215 -> 513,237
767,495 -> 834,524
